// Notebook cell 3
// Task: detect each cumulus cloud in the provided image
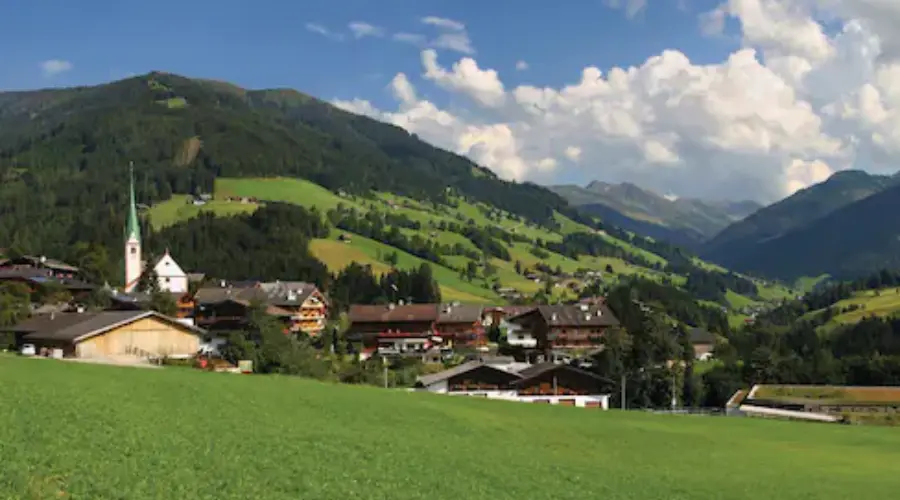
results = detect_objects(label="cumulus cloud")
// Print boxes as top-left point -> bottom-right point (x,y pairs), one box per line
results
40,59 -> 72,77
333,0 -> 900,202
348,22 -> 384,39
515,60 -> 529,71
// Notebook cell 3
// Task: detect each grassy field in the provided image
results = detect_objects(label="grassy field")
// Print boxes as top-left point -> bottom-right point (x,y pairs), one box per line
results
147,195 -> 259,230
2,358 -> 900,499
821,287 -> 900,324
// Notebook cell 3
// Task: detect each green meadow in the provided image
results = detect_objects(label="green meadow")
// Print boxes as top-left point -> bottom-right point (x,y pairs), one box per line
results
2,357 -> 899,499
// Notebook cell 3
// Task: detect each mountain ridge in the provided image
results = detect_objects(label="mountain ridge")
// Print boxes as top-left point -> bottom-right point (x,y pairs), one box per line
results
551,181 -> 760,248
700,169 -> 899,274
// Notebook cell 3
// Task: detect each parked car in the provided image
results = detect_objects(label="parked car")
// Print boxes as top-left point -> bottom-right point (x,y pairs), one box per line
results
20,344 -> 36,357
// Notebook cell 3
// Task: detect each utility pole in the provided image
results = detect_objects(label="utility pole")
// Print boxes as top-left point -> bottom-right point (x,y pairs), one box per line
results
671,369 -> 677,409
383,357 -> 389,389
620,373 -> 626,410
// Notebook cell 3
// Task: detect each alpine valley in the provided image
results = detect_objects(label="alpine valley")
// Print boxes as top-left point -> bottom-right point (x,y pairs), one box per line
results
0,71 -> 803,326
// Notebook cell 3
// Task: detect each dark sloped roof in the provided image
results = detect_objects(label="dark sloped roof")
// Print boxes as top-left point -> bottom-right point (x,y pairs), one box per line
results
194,281 -> 322,307
10,310 -> 204,343
689,327 -> 716,345
0,255 -> 79,272
349,304 -> 439,323
509,304 -> 619,328
437,303 -> 483,324
512,363 -> 606,385
416,360 -> 524,387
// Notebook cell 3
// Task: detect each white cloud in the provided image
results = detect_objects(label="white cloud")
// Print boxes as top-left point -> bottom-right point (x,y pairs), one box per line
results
40,59 -> 72,77
419,16 -> 474,54
604,0 -> 648,18
515,60 -> 529,71
348,22 -> 384,39
332,1 -> 900,202
305,23 -> 344,41
421,50 -> 505,107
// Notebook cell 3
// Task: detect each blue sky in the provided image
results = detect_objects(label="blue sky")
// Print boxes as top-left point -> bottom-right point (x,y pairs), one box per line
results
1,0 -> 731,104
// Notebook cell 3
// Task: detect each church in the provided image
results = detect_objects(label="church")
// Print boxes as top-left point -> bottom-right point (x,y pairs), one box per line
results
123,165 -> 188,294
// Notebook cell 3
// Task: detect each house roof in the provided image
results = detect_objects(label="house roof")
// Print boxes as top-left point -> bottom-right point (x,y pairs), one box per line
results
689,327 -> 716,345
349,304 -> 440,324
194,281 -> 322,307
9,310 -> 205,343
0,269 -> 95,291
0,255 -> 79,273
509,304 -> 619,328
512,362 -> 607,385
485,305 -> 536,318
416,360 -> 523,387
437,303 -> 483,324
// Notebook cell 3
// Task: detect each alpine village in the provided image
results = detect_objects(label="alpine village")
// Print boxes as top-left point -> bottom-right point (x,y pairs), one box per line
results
5,73 -> 900,429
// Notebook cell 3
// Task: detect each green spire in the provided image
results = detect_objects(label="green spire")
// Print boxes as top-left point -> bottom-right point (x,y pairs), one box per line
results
125,162 -> 141,244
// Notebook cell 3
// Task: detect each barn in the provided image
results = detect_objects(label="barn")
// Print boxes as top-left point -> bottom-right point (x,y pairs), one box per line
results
9,310 -> 204,359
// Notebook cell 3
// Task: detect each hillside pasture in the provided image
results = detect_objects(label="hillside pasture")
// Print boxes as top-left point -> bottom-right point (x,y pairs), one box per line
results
824,288 -> 900,324
147,195 -> 259,230
2,357 -> 900,499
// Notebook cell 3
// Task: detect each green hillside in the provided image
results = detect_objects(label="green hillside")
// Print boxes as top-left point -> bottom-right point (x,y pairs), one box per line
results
147,176 -> 792,315
2,357 -> 899,499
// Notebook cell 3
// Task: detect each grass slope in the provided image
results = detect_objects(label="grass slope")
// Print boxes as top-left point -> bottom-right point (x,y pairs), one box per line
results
148,176 -> 793,310
2,358 -> 900,499
147,195 -> 259,230
819,287 -> 900,325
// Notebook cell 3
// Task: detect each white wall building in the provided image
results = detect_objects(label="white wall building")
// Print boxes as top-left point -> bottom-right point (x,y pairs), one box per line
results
154,250 -> 188,294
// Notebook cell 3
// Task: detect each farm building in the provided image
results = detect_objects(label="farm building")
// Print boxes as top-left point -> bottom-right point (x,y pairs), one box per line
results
414,360 -> 610,409
6,310 -> 204,359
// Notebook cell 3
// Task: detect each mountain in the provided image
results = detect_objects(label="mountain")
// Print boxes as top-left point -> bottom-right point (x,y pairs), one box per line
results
721,179 -> 900,280
551,181 -> 760,248
0,71 -> 580,256
701,170 -> 898,274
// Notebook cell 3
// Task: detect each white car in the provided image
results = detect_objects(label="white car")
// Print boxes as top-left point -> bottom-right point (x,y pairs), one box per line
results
20,344 -> 36,357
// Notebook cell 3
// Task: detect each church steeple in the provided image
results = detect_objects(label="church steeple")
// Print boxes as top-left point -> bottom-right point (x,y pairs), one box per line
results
125,162 -> 141,244
123,162 -> 143,293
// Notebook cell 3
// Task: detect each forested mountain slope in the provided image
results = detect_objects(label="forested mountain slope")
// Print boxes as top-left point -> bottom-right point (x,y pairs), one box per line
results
701,170 -> 897,270
0,72 -> 580,256
721,181 -> 900,280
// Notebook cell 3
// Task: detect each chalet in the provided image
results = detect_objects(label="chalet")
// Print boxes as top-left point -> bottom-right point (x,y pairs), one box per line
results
507,303 -> 619,353
4,310 -> 205,360
347,303 -> 439,357
0,268 -> 95,300
689,327 -> 716,361
414,360 -> 610,409
483,305 -> 537,348
0,255 -> 81,280
436,303 -> 485,348
193,280 -> 327,336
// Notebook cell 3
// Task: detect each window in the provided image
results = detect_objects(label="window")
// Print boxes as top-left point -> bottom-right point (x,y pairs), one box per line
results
130,247 -> 137,255
165,278 -> 171,283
